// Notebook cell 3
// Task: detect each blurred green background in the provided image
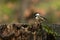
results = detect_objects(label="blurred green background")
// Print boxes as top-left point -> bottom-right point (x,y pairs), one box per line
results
0,0 -> 60,24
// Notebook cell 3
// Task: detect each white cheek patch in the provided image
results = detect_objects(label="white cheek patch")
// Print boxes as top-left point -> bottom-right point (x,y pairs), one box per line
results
35,17 -> 39,19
